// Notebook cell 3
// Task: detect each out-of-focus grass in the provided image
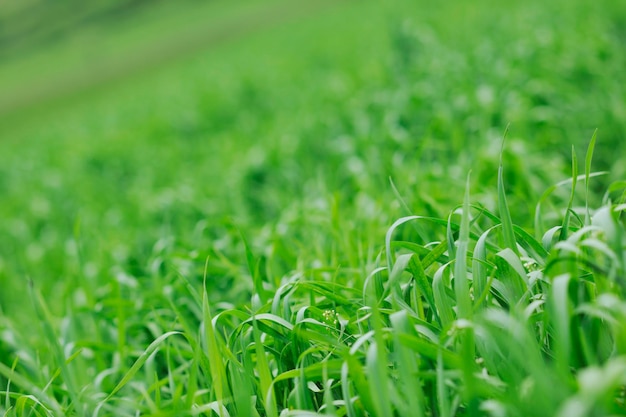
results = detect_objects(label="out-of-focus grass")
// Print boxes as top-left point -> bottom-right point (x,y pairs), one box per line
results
1,0 -> 626,415
0,0 -> 341,120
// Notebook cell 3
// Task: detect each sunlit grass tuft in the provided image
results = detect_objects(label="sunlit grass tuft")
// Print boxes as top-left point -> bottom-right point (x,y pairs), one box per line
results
44,140 -> 623,417
2,0 -> 626,415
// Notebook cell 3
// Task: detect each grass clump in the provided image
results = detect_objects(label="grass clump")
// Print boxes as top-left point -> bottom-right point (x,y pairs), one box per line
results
4,141 -> 625,417
1,0 -> 626,415
192,144 -> 626,417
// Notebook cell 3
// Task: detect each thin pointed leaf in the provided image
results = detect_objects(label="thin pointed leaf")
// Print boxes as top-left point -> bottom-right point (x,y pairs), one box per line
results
455,172 -> 472,320
498,127 -> 519,256
584,130 -> 598,225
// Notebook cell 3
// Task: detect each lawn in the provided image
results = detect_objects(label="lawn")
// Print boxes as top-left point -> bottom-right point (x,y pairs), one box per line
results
1,0 -> 626,415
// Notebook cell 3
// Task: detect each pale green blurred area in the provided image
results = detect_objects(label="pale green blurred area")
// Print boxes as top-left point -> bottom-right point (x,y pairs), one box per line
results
0,0 -> 339,125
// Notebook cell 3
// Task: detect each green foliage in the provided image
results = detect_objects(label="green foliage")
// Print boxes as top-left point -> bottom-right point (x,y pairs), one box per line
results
1,0 -> 626,415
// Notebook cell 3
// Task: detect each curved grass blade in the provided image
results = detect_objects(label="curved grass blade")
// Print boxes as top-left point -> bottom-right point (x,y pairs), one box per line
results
535,172 -> 608,238
386,216 -> 425,271
495,248 -> 527,303
407,254 -> 440,324
473,226 -> 497,311
104,331 -> 182,401
384,252 -> 414,300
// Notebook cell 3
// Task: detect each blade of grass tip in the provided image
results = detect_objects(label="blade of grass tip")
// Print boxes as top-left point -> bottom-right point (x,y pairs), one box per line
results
584,130 -> 597,225
390,177 -> 427,238
167,296 -> 213,395
240,229 -> 269,304
535,172 -> 607,241
498,125 -> 519,256
385,216 -> 421,274
535,183 -> 557,240
202,257 -> 229,415
389,177 -> 414,217
360,267 -> 386,305
559,146 -> 578,241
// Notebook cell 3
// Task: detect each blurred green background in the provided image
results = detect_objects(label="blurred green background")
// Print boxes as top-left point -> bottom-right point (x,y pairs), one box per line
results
0,0 -> 341,121
1,0 -> 626,324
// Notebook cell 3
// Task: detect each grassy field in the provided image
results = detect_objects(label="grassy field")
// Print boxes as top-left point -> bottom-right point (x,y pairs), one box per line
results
1,0 -> 626,415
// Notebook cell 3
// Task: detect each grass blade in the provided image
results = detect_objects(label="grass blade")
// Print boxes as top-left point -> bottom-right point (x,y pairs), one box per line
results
455,172 -> 472,320
559,146 -> 578,241
0,361 -> 61,416
104,331 -> 181,401
253,318 -> 277,417
498,126 -> 519,256
549,274 -> 573,379
433,262 -> 455,328
473,226 -> 497,310
584,130 -> 598,225
201,257 -> 231,415
29,280 -> 82,415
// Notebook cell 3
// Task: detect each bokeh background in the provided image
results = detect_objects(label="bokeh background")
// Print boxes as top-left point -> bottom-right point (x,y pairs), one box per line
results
1,0 -> 625,332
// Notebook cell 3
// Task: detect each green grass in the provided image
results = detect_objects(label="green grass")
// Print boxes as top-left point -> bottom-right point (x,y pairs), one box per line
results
1,0 -> 626,415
